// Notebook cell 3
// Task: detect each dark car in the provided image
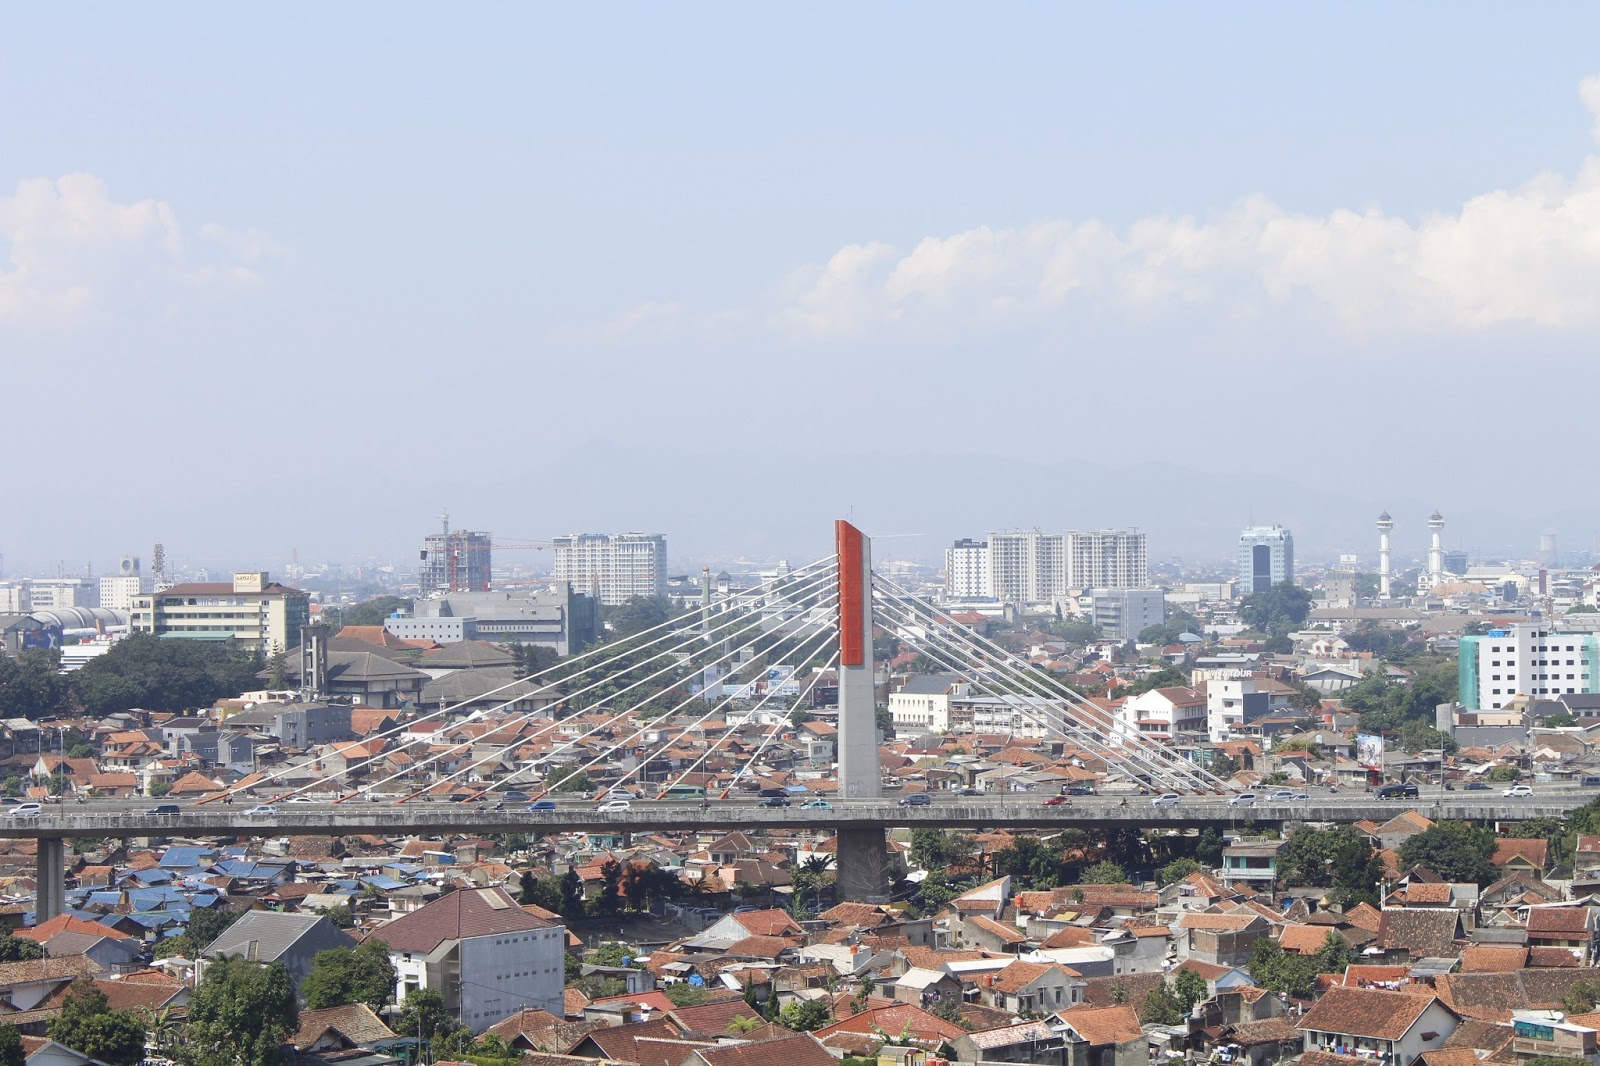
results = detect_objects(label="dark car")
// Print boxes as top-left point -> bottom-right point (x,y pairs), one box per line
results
144,804 -> 181,816
758,788 -> 790,799
1463,782 -> 1491,792
504,791 -> 530,803
1375,783 -> 1419,800
899,793 -> 932,807
759,796 -> 791,808
527,799 -> 557,811
956,787 -> 982,796
1063,786 -> 1096,796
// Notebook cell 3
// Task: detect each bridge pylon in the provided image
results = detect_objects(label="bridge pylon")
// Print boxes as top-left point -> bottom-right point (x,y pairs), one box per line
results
835,520 -> 889,901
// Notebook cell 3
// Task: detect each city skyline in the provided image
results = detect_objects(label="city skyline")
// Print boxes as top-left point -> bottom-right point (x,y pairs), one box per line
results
6,8 -> 1600,566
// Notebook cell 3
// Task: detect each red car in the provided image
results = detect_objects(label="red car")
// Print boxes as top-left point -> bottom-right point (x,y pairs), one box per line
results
1042,795 -> 1070,807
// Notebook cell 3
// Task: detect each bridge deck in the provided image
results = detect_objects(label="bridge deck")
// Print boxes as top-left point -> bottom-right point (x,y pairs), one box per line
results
0,798 -> 1575,839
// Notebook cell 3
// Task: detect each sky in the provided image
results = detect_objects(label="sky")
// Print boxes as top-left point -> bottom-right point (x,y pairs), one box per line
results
5,5 -> 1600,575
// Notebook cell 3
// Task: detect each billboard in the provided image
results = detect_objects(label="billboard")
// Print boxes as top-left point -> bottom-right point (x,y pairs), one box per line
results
1356,732 -> 1384,768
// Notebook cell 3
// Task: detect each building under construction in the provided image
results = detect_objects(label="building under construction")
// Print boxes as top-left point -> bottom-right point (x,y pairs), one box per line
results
420,529 -> 492,593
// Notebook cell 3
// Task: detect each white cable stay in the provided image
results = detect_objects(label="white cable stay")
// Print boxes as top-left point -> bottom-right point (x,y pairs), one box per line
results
871,579 -> 1222,793
348,567 -> 841,802
868,593 -> 1212,793
217,553 -> 838,805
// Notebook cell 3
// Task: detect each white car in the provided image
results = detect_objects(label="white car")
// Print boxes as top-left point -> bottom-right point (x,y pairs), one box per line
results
596,799 -> 632,813
1228,792 -> 1257,807
244,804 -> 278,815
7,803 -> 41,818
1503,784 -> 1534,798
1152,793 -> 1181,808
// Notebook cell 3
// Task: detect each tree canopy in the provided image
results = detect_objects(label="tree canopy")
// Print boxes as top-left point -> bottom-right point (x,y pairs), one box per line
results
74,634 -> 262,715
300,941 -> 396,1012
1398,821 -> 1498,886
47,980 -> 147,1066
176,958 -> 299,1066
1239,582 -> 1313,633
1278,825 -> 1384,906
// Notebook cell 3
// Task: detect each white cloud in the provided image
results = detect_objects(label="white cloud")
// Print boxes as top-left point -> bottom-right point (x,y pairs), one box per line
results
0,174 -> 269,327
776,78 -> 1600,338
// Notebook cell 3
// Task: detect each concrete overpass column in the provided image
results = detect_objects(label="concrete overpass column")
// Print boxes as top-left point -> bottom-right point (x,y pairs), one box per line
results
36,837 -> 65,923
834,521 -> 888,903
836,827 -> 890,902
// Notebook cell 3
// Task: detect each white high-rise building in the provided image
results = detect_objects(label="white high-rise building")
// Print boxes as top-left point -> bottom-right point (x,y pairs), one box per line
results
987,529 -> 1065,605
1238,525 -> 1295,594
552,532 -> 668,606
944,539 -> 992,598
1067,530 -> 1148,589
98,556 -> 148,612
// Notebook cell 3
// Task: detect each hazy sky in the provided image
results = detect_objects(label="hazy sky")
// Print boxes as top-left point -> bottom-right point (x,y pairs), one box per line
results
6,6 -> 1600,574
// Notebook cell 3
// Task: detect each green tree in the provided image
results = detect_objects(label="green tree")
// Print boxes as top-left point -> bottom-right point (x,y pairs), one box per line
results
300,941 -> 396,1012
918,870 -> 958,912
1079,860 -> 1128,885
327,596 -> 414,629
1398,822 -> 1498,886
176,958 -> 298,1066
397,988 -> 454,1043
1158,858 -> 1202,887
47,980 -> 147,1066
605,597 -> 672,638
1279,825 -> 1384,906
312,905 -> 355,929
777,999 -> 831,1031
1239,582 -> 1313,632
663,984 -> 712,1007
0,649 -> 69,719
1399,719 -> 1457,755
1139,983 -> 1183,1025
1564,980 -> 1600,1014
0,934 -> 44,963
909,828 -> 974,873
1174,967 -> 1209,1013
928,999 -> 972,1030
1211,753 -> 1238,779
0,1025 -> 22,1066
1195,827 -> 1225,866
74,634 -> 263,715
559,870 -> 586,918
186,907 -> 240,950
1125,668 -> 1189,697
548,766 -> 591,793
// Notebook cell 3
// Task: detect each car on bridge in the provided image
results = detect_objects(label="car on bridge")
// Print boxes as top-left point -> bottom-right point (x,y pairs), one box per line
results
1061,786 -> 1096,796
1268,790 -> 1309,801
144,804 -> 180,816
1228,792 -> 1257,807
1503,784 -> 1534,797
596,799 -> 631,812
1375,783 -> 1419,800
7,804 -> 41,819
800,799 -> 831,809
527,799 -> 557,811
244,805 -> 278,815
1041,795 -> 1070,807
759,796 -> 791,808
1152,793 -> 1180,808
899,793 -> 931,807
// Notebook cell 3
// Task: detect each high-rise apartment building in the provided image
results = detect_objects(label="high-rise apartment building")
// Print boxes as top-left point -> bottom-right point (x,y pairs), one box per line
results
987,530 -> 1065,605
1238,525 -> 1295,594
1458,623 -> 1600,711
99,556 -> 148,612
420,530 -> 492,593
944,539 -> 992,598
1067,530 -> 1148,589
552,532 -> 668,606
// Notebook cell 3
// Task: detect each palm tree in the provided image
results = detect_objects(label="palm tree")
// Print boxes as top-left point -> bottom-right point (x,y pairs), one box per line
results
139,1005 -> 183,1054
727,1015 -> 764,1035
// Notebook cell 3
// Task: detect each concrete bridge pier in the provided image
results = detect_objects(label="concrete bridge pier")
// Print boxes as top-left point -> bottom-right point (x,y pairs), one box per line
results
36,837 -> 65,923
836,827 -> 890,903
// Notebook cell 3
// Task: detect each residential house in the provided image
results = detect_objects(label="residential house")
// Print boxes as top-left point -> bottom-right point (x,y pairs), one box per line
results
1296,987 -> 1460,1064
985,961 -> 1084,1015
1055,1004 -> 1149,1066
199,912 -> 354,990
380,886 -> 565,1031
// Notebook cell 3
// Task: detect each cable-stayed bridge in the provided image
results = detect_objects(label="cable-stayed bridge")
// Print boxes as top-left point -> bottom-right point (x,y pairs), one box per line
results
12,522 -> 1568,918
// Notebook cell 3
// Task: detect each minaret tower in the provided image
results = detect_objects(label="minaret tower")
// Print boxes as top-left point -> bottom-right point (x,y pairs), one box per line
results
1377,512 -> 1394,600
1428,511 -> 1445,583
